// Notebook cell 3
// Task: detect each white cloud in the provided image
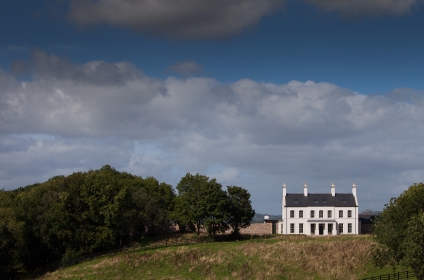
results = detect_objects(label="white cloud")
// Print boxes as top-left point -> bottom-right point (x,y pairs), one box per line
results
304,0 -> 420,17
2,51 -> 424,213
67,0 -> 284,40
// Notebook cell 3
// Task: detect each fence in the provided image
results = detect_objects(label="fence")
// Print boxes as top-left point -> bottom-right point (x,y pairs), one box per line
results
362,270 -> 416,280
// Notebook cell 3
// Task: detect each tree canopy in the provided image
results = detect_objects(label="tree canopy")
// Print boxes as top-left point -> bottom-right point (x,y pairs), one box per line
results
0,167 -> 255,278
173,174 -> 255,237
174,173 -> 228,236
372,182 -> 424,279
0,165 -> 176,277
226,186 -> 255,236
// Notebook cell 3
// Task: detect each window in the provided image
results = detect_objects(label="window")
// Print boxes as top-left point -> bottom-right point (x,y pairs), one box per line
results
290,223 -> 295,234
323,199 -> 327,204
310,210 -> 315,218
328,210 -> 332,218
328,224 -> 333,235
339,223 -> 344,233
295,199 -> 298,204
314,199 -> 318,204
348,210 -> 352,218
339,210 -> 343,218
343,199 -> 346,204
281,223 -> 283,233
319,210 -> 323,218
311,223 -> 316,235
290,210 -> 294,218
299,223 -> 303,234
299,210 -> 303,218
348,223 -> 352,233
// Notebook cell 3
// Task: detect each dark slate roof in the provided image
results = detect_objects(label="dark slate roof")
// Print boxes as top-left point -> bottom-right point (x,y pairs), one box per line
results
285,193 -> 356,207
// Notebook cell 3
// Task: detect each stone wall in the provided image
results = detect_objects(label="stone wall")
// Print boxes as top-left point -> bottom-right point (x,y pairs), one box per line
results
162,222 -> 274,235
239,223 -> 272,235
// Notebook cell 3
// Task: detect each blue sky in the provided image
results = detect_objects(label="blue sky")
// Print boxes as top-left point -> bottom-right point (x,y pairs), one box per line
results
1,0 -> 424,214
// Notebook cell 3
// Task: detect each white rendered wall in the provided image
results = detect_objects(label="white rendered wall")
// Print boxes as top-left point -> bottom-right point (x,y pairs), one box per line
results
280,206 -> 358,235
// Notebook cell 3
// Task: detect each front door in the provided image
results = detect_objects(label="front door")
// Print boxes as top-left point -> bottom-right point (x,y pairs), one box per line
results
328,224 -> 333,235
319,224 -> 325,235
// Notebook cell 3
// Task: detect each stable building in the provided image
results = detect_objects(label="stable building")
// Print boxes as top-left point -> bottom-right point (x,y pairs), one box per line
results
279,183 -> 359,235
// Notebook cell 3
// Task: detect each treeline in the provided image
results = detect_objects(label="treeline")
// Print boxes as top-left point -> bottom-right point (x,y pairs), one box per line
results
0,165 -> 255,278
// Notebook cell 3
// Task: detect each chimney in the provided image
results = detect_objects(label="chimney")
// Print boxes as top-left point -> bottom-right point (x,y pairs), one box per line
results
331,182 -> 335,196
283,183 -> 287,197
304,183 -> 308,196
352,183 -> 356,196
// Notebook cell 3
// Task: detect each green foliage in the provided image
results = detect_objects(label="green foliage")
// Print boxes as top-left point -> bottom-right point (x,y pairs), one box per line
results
402,212 -> 424,280
173,174 -> 255,237
0,165 -> 176,275
1,167 -> 257,276
226,186 -> 255,236
174,173 -> 217,235
0,207 -> 26,278
372,182 -> 424,279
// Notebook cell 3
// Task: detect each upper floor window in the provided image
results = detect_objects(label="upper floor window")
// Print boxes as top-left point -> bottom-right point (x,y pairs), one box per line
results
299,210 -> 304,218
314,199 -> 318,204
311,210 -> 315,218
339,210 -> 343,218
295,199 -> 298,204
348,210 -> 352,218
343,199 -> 346,204
328,210 -> 332,218
290,210 -> 294,218
319,210 -> 323,218
323,199 -> 327,204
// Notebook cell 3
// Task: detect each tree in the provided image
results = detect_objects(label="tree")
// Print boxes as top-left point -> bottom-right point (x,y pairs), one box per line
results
0,207 -> 26,279
372,183 -> 424,279
402,212 -> 424,280
203,180 -> 229,236
226,186 -> 255,236
174,173 -> 228,236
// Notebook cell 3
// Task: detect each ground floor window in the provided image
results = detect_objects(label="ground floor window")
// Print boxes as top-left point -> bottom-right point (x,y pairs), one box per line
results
328,223 -> 333,235
280,223 -> 283,233
311,223 -> 316,235
348,223 -> 352,233
299,223 -> 303,234
339,223 -> 344,233
290,223 -> 295,234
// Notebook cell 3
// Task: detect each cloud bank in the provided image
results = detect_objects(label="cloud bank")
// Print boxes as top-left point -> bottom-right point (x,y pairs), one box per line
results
67,0 -> 284,39
65,0 -> 421,40
2,50 -> 424,213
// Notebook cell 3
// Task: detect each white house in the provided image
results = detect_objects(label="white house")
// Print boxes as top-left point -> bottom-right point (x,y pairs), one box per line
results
279,183 -> 359,235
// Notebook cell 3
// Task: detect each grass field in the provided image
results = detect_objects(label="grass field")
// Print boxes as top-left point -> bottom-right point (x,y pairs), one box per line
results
39,235 -> 397,280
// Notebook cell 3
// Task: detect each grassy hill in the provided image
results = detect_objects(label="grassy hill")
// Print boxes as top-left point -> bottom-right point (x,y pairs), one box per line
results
39,235 -> 393,280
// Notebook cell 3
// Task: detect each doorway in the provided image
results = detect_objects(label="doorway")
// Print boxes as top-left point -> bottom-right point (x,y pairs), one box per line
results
328,224 -> 333,235
319,224 -> 325,235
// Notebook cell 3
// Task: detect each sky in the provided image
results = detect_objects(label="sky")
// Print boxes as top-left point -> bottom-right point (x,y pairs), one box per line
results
1,0 -> 424,215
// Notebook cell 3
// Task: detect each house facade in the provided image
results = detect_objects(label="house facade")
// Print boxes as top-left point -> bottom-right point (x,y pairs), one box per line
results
279,183 -> 359,235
